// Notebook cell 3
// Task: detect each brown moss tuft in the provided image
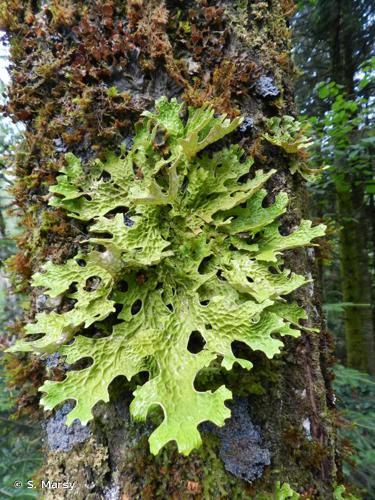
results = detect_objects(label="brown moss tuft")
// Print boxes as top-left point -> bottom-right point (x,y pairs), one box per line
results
4,352 -> 45,417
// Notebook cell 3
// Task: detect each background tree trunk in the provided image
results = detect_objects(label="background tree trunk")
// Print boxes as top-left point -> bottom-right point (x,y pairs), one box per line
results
2,1 -> 337,498
329,0 -> 375,374
336,185 -> 375,373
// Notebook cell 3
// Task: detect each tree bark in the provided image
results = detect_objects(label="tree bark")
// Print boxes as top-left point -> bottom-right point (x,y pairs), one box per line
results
2,1 -> 337,498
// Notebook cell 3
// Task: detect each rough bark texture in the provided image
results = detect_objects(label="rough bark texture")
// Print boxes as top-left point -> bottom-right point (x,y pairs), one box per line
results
2,1 -> 337,498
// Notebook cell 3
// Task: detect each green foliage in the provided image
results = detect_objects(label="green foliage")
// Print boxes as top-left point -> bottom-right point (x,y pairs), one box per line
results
299,61 -> 375,367
334,365 -> 375,498
307,60 -> 375,195
0,364 -> 42,499
293,1 -> 374,116
8,98 -> 325,456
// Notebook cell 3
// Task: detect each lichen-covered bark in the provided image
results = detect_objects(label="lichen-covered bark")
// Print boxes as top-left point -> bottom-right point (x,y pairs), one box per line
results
2,1 -> 337,498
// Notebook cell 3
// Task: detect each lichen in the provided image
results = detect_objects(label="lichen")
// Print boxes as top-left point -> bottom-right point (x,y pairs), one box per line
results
264,116 -> 313,154
1,2 -> 338,495
7,98 -> 325,457
263,115 -> 327,179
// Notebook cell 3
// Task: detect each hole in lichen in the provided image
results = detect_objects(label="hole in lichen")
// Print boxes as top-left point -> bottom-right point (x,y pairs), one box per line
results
107,375 -> 128,399
95,244 -> 107,253
166,303 -> 174,312
231,340 -> 254,360
216,270 -> 226,281
68,357 -> 93,371
117,280 -> 128,292
133,371 -> 150,386
131,299 -> 142,315
181,176 -> 189,193
261,195 -> 272,208
92,231 -> 113,239
132,162 -> 144,179
205,324 -> 212,330
114,303 -> 123,315
153,126 -> 167,148
84,276 -> 102,292
247,233 -> 261,245
200,299 -> 210,306
156,282 -> 163,290
24,333 -> 44,342
92,307 -> 123,336
104,206 -> 129,219
194,357 -> 223,392
279,224 -> 290,236
61,298 -> 77,312
269,267 -> 278,275
187,331 -> 206,354
83,194 -> 92,201
238,172 -> 249,184
198,255 -> 213,274
246,276 -> 254,283
99,170 -> 111,182
179,105 -> 189,125
76,259 -> 87,267
68,282 -> 78,293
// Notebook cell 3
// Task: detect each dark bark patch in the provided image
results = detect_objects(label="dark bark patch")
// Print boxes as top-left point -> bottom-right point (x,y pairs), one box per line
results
45,402 -> 91,452
203,397 -> 270,483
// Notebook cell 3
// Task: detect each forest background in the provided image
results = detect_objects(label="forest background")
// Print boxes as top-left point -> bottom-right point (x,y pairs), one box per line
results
0,0 -> 374,498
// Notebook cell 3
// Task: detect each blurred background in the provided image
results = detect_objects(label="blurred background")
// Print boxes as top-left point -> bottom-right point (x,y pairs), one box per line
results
291,1 -> 375,497
0,1 -> 374,498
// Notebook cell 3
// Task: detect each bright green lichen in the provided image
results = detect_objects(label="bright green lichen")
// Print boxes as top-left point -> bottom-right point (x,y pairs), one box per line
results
263,115 -> 327,179
264,115 -> 313,154
274,481 -> 300,500
8,98 -> 325,456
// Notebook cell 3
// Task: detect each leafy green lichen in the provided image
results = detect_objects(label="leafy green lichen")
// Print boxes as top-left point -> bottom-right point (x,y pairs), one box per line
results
8,98 -> 325,456
264,115 -> 313,154
263,115 -> 327,179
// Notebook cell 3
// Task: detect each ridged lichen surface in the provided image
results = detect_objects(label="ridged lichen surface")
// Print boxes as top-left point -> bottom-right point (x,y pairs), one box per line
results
8,98 -> 325,456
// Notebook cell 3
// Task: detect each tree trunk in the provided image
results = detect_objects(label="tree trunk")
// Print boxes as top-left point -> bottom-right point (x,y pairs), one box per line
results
327,0 -> 375,375
336,186 -> 375,374
2,1 -> 337,498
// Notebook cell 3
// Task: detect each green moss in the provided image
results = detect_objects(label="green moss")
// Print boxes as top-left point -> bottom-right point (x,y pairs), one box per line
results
41,437 -> 109,500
